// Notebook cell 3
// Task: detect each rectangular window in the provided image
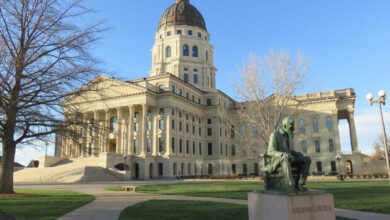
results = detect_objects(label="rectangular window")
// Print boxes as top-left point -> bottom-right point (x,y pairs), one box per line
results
198,98 -> 201,104
326,116 -> 333,131
172,120 -> 175,130
159,138 -> 165,152
172,138 -> 175,153
147,121 -> 152,131
167,31 -> 171,36
134,112 -> 139,118
159,85 -> 164,91
184,67 -> 189,71
171,85 -> 176,93
199,143 -> 202,155
179,122 -> 182,131
232,164 -> 236,174
207,118 -> 212,124
186,124 -> 189,133
192,95 -> 195,101
199,127 -> 202,136
192,125 -> 195,134
220,143 -> 223,155
158,163 -> 163,176
146,138 -> 151,153
188,30 -> 193,35
179,139 -> 183,153
159,119 -> 164,130
243,164 -> 247,176
147,110 -> 152,117
198,32 -> 201,38
186,92 -> 189,99
331,161 -> 336,172
178,89 -> 183,96
184,74 -> 189,83
186,140 -> 189,154
208,127 -> 212,136
313,118 -> 319,133
252,127 -> 258,136
225,144 -> 228,156
179,111 -> 182,118
134,122 -> 139,132
241,124 -> 246,136
194,74 -> 198,84
299,119 -> 305,133
193,141 -> 196,155
207,98 -> 212,106
177,30 -> 182,35
208,143 -> 213,155
134,140 -> 139,154
316,161 -> 323,172
159,108 -> 164,115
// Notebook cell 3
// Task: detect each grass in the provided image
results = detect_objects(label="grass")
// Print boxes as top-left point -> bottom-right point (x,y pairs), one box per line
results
106,181 -> 390,213
0,189 -> 94,220
118,200 -> 355,220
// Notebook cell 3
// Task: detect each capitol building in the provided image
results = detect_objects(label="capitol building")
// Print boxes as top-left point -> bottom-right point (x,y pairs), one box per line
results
55,0 -> 386,180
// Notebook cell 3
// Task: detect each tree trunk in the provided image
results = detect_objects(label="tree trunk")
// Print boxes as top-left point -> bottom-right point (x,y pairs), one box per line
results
0,140 -> 16,194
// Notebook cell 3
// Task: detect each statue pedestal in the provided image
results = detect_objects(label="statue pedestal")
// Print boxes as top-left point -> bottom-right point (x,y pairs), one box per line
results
248,190 -> 335,220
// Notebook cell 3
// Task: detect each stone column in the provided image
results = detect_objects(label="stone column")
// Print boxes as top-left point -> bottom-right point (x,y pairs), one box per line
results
152,111 -> 158,156
348,111 -> 359,152
104,109 -> 110,153
93,111 -> 99,156
166,108 -> 171,155
128,105 -> 135,155
141,104 -> 147,155
117,107 -> 123,154
82,112 -> 88,157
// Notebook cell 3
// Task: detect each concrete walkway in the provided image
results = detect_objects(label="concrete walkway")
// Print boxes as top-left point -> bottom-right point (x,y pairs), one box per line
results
15,182 -> 390,220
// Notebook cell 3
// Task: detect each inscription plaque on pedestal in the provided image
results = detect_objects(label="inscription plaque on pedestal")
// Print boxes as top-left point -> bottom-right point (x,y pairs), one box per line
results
248,190 -> 335,220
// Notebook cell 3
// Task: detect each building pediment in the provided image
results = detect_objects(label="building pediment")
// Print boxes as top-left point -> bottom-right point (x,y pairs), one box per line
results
62,75 -> 147,106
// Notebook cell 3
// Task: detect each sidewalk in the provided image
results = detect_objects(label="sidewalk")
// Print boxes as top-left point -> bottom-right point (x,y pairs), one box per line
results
15,183 -> 390,220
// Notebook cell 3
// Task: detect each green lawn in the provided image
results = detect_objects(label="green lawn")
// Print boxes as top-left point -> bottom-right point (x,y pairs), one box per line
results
107,181 -> 390,213
119,200 -> 354,220
0,189 -> 94,220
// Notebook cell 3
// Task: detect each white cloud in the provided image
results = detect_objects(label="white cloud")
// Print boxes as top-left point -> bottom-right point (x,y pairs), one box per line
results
339,108 -> 390,155
15,144 -> 55,166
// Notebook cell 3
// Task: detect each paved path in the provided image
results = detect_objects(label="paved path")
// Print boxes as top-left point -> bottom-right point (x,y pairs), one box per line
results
15,181 -> 390,220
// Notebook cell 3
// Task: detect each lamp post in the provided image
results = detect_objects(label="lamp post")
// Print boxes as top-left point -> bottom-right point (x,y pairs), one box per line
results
335,154 -> 344,181
123,154 -> 128,180
366,90 -> 390,185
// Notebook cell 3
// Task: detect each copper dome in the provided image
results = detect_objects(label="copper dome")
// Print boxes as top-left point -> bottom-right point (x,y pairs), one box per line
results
158,0 -> 207,31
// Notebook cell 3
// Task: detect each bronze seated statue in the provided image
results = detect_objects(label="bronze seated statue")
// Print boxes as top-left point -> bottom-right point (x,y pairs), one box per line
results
262,118 -> 311,192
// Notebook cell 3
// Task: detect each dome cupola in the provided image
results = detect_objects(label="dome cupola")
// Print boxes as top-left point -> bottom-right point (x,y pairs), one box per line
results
158,0 -> 206,31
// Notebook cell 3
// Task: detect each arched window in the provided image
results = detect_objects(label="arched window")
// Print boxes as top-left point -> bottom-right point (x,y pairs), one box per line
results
166,46 -> 171,58
206,51 -> 209,61
183,45 -> 189,56
301,140 -> 307,153
328,139 -> 335,152
110,117 -> 117,133
192,46 -> 198,57
326,116 -> 333,131
315,140 -> 321,153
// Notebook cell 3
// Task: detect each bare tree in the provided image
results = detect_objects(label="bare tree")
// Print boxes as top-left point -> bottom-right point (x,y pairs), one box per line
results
233,50 -> 308,154
0,0 -> 106,194
372,134 -> 389,160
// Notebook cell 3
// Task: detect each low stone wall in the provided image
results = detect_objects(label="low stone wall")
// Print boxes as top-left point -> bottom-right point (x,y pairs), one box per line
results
38,156 -> 64,168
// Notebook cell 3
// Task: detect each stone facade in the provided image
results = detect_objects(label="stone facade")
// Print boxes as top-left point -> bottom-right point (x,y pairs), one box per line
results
57,0 -> 386,180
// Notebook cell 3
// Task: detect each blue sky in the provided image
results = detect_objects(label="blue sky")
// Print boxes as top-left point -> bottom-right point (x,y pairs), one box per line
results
15,0 -> 390,165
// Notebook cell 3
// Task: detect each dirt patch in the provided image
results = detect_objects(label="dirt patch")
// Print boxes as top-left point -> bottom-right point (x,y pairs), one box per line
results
0,193 -> 33,199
